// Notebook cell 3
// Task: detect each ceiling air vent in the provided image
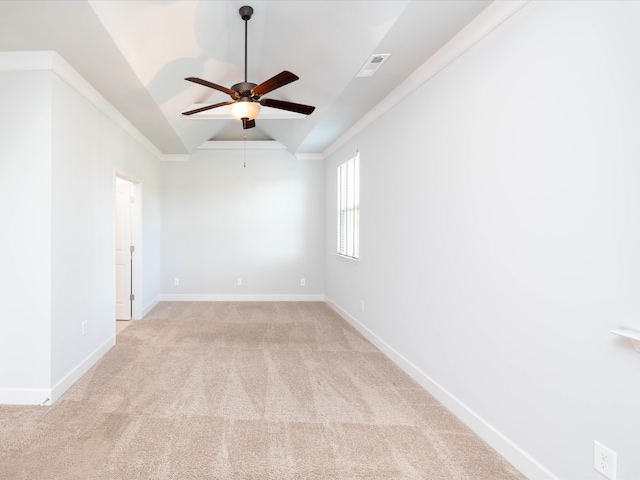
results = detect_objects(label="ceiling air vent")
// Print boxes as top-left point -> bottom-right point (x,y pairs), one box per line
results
355,53 -> 391,78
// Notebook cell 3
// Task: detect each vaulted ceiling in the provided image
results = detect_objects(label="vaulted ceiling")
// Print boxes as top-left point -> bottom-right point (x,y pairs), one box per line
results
0,0 -> 492,155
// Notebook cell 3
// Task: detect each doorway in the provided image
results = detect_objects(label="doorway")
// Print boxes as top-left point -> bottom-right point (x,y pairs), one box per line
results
115,177 -> 133,320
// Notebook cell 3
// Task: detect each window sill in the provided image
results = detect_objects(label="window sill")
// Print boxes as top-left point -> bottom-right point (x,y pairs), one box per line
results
334,253 -> 360,264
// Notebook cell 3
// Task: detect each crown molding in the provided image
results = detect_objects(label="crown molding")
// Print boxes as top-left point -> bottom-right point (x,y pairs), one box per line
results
197,140 -> 286,150
0,50 -> 164,161
161,154 -> 190,162
323,0 -> 531,159
0,50 -> 56,71
295,153 -> 324,161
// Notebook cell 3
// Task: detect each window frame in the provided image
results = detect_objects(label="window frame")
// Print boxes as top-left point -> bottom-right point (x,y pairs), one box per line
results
336,152 -> 360,260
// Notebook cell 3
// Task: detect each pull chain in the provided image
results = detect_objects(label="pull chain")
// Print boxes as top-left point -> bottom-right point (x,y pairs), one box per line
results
243,133 -> 247,168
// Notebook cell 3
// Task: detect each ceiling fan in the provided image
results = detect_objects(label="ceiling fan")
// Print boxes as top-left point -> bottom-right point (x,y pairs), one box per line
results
182,5 -> 315,130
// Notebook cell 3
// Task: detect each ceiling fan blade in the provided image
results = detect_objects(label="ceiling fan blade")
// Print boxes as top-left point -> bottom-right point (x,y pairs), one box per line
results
260,98 -> 315,115
185,77 -> 236,96
252,71 -> 299,96
182,101 -> 234,116
242,118 -> 256,129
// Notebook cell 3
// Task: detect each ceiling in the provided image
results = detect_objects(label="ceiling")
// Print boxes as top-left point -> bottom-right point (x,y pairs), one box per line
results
0,0 -> 492,156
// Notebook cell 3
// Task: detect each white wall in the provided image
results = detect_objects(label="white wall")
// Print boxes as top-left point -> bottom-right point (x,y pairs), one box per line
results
0,70 -> 52,403
324,2 -> 640,479
50,71 -> 162,396
161,149 -> 323,299
0,52 -> 162,405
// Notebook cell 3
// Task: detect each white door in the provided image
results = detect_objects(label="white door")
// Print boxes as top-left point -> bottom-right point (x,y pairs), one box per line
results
115,179 -> 132,320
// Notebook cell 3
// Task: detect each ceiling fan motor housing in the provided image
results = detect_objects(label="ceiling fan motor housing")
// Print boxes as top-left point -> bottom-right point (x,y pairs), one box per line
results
231,82 -> 259,99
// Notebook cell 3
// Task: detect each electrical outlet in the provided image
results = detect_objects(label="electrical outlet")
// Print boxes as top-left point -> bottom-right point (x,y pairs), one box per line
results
174,278 -> 179,286
594,441 -> 617,480
300,278 -> 306,286
82,321 -> 87,336
237,278 -> 242,286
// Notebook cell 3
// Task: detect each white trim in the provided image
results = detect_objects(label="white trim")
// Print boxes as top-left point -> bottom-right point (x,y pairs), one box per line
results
0,50 -> 56,71
295,153 -> 324,161
130,181 -> 143,320
0,388 -> 52,406
0,335 -> 115,406
49,52 -> 164,160
333,252 -> 360,264
0,51 -> 164,160
197,140 -> 286,150
159,294 -> 325,302
323,0 -> 531,158
142,296 -> 160,317
50,335 -> 115,404
324,296 -> 557,480
161,154 -> 190,162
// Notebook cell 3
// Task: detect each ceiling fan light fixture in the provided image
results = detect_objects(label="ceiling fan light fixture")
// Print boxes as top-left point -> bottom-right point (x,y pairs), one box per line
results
230,99 -> 261,120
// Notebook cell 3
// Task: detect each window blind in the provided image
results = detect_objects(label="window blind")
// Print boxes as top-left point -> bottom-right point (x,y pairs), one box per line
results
337,153 -> 360,259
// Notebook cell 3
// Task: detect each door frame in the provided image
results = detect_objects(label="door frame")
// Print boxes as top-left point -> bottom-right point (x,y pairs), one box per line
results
114,171 -> 142,320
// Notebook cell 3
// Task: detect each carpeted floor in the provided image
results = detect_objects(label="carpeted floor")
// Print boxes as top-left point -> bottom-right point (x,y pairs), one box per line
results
0,302 -> 524,479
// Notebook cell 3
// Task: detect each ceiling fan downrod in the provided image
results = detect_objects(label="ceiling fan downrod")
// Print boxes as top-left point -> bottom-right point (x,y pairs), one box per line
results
239,6 -> 253,83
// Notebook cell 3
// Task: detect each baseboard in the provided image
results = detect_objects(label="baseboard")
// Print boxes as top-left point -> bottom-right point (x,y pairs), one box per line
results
0,388 -> 52,406
49,335 -> 116,405
324,297 -> 556,480
159,293 -> 325,302
142,296 -> 160,317
0,335 -> 115,406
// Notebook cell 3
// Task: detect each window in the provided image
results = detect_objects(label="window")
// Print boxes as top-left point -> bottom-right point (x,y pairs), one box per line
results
337,152 -> 360,259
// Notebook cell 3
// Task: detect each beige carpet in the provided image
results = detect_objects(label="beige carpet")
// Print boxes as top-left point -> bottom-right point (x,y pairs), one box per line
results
0,302 -> 524,479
